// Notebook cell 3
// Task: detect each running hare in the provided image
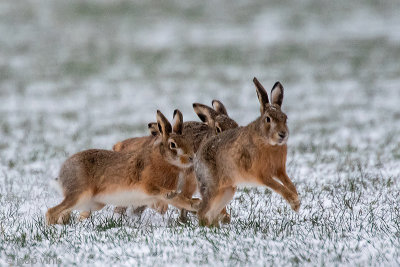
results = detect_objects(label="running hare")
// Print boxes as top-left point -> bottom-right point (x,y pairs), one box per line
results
46,110 -> 199,225
195,78 -> 300,226
113,101 -> 238,221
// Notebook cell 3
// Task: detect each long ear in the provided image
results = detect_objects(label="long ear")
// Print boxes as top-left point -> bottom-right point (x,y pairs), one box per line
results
193,103 -> 218,127
212,100 -> 228,115
271,81 -> 284,107
156,110 -> 172,141
172,109 -> 183,135
253,77 -> 269,114
148,122 -> 159,136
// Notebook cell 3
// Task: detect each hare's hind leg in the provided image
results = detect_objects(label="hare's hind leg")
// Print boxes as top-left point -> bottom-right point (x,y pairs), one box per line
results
46,194 -> 81,225
206,187 -> 236,226
198,187 -> 236,226
46,191 -> 94,225
79,202 -> 105,221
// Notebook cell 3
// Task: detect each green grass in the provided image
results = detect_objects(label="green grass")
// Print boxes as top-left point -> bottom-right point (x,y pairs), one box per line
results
0,0 -> 400,265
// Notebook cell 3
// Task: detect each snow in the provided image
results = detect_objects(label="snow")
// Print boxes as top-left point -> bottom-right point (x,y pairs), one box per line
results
0,0 -> 400,266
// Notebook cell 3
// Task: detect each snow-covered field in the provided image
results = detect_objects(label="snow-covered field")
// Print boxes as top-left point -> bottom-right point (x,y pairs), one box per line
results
1,0 -> 400,265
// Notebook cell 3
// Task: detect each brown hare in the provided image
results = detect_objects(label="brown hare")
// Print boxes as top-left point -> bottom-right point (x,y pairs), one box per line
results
194,78 -> 300,226
113,100 -> 237,153
46,110 -> 199,225
113,100 -> 239,221
112,123 -> 159,153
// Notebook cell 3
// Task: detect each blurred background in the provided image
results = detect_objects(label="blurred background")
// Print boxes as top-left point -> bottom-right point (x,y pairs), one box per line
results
0,0 -> 399,202
1,0 -> 399,153
1,0 -> 400,264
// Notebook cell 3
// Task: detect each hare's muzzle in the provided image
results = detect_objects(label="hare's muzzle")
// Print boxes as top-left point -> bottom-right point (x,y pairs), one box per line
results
180,155 -> 193,166
276,131 -> 288,145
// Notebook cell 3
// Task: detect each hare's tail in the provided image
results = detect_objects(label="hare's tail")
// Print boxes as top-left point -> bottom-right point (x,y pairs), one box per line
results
49,177 -> 63,195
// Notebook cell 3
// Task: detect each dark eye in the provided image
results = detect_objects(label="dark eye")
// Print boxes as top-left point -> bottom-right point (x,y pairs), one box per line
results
169,141 -> 177,149
216,126 -> 222,134
266,116 -> 271,123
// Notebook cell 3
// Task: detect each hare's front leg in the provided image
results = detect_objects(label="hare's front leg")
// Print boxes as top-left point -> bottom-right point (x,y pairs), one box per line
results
151,201 -> 168,214
114,205 -> 148,215
166,194 -> 201,212
275,170 -> 299,196
114,206 -> 128,215
263,177 -> 300,212
220,207 -> 231,224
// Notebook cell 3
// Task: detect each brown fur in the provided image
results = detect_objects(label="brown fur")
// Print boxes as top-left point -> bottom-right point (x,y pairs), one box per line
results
112,101 -> 238,222
195,78 -> 300,226
46,110 -> 199,225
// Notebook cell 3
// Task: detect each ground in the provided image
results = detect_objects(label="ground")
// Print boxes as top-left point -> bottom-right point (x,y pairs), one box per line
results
0,0 -> 400,265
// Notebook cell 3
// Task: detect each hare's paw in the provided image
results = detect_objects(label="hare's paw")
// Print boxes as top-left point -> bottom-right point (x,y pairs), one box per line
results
132,206 -> 147,215
45,212 -> 57,225
220,213 -> 231,224
79,211 -> 91,221
190,197 -> 202,210
166,191 -> 178,199
152,202 -> 169,214
114,206 -> 127,215
290,198 -> 300,212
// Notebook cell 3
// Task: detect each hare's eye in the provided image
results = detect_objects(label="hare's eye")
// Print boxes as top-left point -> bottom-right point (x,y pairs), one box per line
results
216,126 -> 222,134
266,116 -> 271,123
169,141 -> 177,149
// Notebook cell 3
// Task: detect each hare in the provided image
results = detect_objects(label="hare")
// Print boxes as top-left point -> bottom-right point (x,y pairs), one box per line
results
46,110 -> 200,225
113,100 -> 239,221
113,100 -> 237,153
194,78 -> 300,226
112,123 -> 159,153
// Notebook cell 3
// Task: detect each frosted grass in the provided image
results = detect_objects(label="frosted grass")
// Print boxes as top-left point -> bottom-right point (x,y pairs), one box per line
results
1,0 -> 400,265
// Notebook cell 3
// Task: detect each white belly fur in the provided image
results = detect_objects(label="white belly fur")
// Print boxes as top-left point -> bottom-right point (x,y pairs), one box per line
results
236,176 -> 283,188
236,181 -> 264,189
235,175 -> 264,188
94,190 -> 156,207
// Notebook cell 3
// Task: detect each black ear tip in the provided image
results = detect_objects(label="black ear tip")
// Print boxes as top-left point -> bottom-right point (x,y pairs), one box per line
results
253,77 -> 259,83
273,81 -> 282,88
193,103 -> 200,108
174,109 -> 182,118
212,99 -> 219,105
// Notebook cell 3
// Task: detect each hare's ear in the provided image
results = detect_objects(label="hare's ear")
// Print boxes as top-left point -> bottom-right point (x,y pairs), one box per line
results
212,100 -> 228,115
172,109 -> 183,135
156,110 -> 172,141
193,103 -> 218,127
271,81 -> 284,107
253,77 -> 269,114
148,122 -> 159,136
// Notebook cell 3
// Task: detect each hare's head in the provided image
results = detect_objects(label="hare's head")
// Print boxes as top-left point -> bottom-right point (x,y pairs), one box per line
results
253,77 -> 288,146
193,101 -> 238,134
156,110 -> 194,168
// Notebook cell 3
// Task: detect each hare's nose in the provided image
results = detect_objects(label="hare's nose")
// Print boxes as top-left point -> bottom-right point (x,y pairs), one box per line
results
278,132 -> 286,138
